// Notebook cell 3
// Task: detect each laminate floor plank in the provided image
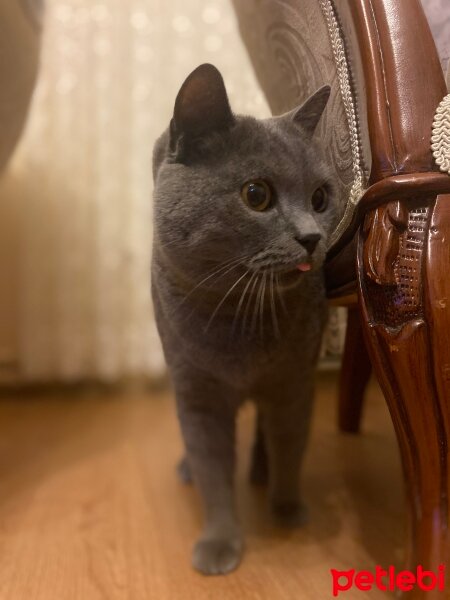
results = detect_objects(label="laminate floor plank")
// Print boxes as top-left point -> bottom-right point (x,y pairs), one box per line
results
0,372 -> 402,599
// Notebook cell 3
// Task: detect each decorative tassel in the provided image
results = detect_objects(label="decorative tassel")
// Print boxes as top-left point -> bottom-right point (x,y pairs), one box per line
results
432,93 -> 450,175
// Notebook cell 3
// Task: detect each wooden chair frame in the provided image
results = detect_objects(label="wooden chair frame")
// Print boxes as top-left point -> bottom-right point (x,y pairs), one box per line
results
341,0 -> 450,588
334,1 -> 450,592
234,0 -> 450,594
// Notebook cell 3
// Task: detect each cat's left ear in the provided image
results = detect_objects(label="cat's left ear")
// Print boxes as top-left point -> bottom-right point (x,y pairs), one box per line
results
170,63 -> 235,158
292,85 -> 331,137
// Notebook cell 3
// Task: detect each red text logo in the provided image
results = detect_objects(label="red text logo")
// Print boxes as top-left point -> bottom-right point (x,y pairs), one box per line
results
331,565 -> 445,596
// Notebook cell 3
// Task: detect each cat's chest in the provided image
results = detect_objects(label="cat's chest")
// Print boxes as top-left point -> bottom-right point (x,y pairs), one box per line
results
166,299 -> 325,388
152,264 -> 326,388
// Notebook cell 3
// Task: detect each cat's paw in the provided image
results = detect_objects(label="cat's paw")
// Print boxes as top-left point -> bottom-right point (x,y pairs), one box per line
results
176,456 -> 193,484
192,536 -> 243,575
271,501 -> 309,529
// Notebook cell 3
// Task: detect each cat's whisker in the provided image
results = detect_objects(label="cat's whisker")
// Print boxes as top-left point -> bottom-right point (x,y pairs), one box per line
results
196,255 -> 247,286
204,269 -> 250,332
199,251 -> 256,283
259,270 -> 267,340
269,269 -> 280,339
231,270 -> 257,337
158,239 -> 184,249
251,273 -> 264,338
275,272 -> 288,315
177,254 -> 250,308
183,259 -> 250,322
242,271 -> 260,336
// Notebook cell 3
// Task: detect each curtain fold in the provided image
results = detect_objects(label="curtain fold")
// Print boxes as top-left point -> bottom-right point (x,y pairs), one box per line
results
6,0 -> 346,382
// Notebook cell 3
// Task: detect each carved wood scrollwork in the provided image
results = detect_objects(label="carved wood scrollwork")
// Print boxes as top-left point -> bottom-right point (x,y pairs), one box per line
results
358,195 -> 450,584
362,202 -> 409,285
360,200 -> 432,328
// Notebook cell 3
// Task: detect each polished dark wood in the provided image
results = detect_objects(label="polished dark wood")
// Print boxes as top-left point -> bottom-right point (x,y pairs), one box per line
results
357,196 -> 450,596
348,0 -> 447,182
328,173 -> 450,259
352,1 -> 450,593
338,307 -> 372,433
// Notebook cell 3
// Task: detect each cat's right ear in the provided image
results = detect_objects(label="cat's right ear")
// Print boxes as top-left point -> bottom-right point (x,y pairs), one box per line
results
292,85 -> 331,137
170,64 -> 235,159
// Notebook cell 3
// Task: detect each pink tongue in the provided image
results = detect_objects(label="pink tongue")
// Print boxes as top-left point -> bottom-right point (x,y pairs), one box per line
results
297,263 -> 311,272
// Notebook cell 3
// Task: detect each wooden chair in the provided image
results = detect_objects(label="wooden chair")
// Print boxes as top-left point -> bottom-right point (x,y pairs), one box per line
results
232,0 -> 450,593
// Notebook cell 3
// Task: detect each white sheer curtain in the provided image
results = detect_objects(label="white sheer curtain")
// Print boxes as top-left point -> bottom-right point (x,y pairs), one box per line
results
9,0 -> 275,382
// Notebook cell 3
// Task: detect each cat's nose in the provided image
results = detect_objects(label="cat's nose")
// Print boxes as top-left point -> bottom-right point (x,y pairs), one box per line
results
295,233 -> 321,254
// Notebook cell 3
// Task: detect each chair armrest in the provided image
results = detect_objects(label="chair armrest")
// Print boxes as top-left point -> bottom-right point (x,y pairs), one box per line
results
346,0 -> 446,182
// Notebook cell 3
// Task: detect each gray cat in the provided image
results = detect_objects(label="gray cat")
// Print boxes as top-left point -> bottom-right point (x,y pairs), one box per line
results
151,64 -> 338,575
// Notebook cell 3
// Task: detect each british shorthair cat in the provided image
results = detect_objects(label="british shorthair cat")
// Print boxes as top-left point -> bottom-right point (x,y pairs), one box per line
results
152,64 -> 338,575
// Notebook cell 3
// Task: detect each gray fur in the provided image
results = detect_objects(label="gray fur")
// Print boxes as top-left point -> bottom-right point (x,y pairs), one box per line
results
151,64 -> 338,575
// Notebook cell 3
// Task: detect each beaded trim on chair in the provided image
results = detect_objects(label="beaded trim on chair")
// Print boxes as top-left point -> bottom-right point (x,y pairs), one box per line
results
431,94 -> 450,175
319,0 -> 367,247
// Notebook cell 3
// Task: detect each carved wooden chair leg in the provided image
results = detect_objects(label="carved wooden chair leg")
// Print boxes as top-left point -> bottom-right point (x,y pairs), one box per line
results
357,194 -> 450,596
338,306 -> 372,433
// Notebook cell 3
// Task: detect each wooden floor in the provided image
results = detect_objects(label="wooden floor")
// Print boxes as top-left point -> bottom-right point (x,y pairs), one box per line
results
0,372 -> 403,599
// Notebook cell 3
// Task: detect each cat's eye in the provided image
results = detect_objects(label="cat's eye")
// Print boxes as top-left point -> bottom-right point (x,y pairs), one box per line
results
311,187 -> 328,212
241,180 -> 272,212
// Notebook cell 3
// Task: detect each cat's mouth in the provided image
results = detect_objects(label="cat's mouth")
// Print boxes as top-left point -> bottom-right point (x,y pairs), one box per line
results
247,250 -> 326,289
249,249 -> 323,275
296,262 -> 312,273
250,260 -> 318,290
251,260 -> 317,276
277,267 -> 311,289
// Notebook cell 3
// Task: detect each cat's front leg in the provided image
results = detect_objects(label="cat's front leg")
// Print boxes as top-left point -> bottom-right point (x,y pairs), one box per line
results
173,366 -> 242,575
258,378 -> 314,528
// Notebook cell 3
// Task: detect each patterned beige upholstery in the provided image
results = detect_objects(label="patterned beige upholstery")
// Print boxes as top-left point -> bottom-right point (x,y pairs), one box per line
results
421,0 -> 450,73
0,1 -> 41,172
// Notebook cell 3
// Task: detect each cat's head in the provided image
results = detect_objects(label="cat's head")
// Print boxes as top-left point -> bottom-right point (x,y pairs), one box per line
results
153,64 -> 338,286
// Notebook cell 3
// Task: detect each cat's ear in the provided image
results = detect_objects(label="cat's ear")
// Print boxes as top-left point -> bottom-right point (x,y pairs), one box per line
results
170,63 -> 235,157
292,85 -> 331,137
